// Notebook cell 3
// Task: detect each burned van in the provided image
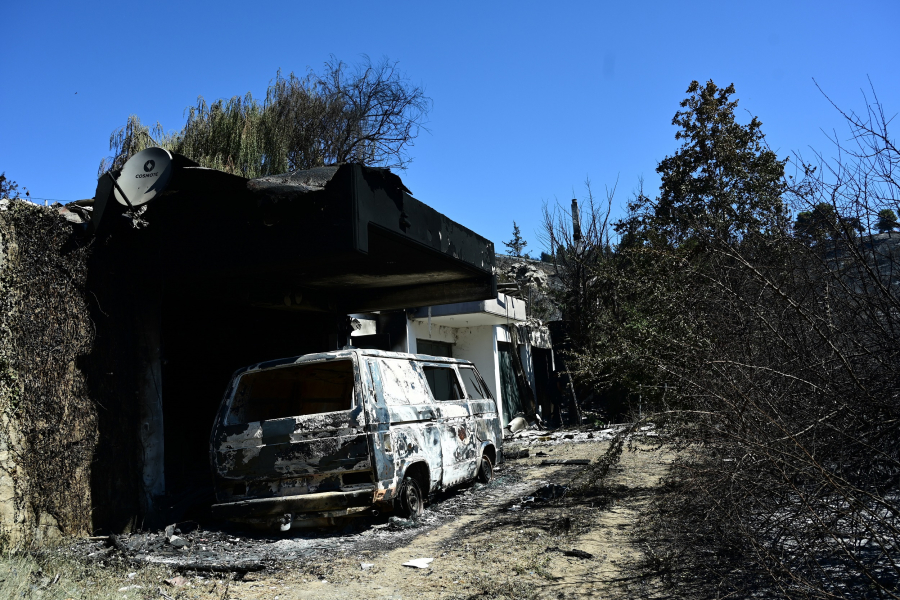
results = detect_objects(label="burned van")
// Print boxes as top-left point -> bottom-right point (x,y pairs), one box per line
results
209,349 -> 502,530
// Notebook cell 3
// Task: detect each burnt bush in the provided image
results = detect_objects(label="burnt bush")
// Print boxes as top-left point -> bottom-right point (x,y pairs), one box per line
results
554,83 -> 900,598
0,201 -> 97,543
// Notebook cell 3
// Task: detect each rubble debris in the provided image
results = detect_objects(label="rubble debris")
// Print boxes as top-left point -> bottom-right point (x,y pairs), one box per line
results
508,482 -> 569,511
402,557 -> 434,569
388,516 -> 419,530
540,459 -> 590,466
534,484 -> 568,501
504,425 -> 638,445
506,449 -> 530,459
506,416 -> 528,434
361,562 -> 375,570
59,464 -> 532,573
167,536 -> 188,548
107,533 -> 130,555
547,547 -> 594,559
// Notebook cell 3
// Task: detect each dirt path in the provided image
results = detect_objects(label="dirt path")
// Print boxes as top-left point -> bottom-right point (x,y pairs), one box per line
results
219,439 -> 672,600
49,433 -> 671,600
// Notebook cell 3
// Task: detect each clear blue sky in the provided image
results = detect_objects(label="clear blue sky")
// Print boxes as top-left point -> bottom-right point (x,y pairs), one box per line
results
2,0 -> 898,254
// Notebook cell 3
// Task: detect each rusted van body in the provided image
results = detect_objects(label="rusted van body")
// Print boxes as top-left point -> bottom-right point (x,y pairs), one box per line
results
209,349 -> 502,529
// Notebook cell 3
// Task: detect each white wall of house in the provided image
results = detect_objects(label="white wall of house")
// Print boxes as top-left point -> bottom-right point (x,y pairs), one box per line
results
409,320 -> 457,346
454,325 -> 502,416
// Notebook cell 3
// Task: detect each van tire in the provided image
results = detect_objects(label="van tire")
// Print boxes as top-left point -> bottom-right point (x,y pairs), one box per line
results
397,476 -> 424,519
477,455 -> 493,484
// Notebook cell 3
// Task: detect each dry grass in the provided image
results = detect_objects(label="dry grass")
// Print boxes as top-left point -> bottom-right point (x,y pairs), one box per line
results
0,550 -> 239,600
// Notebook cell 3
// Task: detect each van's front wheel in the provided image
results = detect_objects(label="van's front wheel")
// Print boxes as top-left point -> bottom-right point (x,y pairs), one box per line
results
396,476 -> 424,519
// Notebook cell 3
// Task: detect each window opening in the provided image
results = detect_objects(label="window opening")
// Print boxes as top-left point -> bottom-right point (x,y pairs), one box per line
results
459,366 -> 490,399
226,360 -> 354,424
417,339 -> 453,358
422,365 -> 463,400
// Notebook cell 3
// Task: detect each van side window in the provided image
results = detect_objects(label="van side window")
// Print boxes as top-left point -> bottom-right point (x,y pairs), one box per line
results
422,365 -> 463,401
458,366 -> 490,399
226,360 -> 354,425
377,358 -> 431,405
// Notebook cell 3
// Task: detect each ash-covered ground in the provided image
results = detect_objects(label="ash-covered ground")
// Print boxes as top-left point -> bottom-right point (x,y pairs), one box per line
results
60,428 -> 623,575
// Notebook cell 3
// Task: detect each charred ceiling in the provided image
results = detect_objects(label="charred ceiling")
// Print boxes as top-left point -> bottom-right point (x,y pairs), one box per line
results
87,161 -> 496,314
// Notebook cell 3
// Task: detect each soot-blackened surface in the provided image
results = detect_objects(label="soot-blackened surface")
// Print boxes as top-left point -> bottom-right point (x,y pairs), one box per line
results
63,462 -> 538,572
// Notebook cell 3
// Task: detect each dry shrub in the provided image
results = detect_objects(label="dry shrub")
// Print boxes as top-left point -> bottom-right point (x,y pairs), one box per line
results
0,201 -> 97,545
559,88 -> 900,598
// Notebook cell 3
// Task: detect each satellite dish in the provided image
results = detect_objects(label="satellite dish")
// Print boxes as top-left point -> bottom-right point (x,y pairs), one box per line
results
113,147 -> 173,207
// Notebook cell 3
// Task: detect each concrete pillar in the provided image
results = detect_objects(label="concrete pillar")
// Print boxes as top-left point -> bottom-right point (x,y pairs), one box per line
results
134,294 -> 164,515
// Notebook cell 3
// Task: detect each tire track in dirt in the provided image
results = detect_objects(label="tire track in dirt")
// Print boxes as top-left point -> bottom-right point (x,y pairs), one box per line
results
225,440 -> 672,600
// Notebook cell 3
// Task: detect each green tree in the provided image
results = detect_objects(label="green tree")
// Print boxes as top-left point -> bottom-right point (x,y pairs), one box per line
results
876,208 -> 898,233
631,80 -> 789,245
794,202 -> 863,243
503,221 -> 529,257
100,57 -> 431,178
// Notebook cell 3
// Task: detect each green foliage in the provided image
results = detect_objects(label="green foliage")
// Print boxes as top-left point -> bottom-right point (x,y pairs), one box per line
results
876,208 -> 898,233
100,57 -> 431,178
624,80 -> 789,246
502,221 -> 528,257
794,202 -> 863,243
558,81 -> 900,599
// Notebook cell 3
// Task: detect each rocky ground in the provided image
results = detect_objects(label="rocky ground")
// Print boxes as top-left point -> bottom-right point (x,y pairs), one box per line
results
21,428 -> 672,600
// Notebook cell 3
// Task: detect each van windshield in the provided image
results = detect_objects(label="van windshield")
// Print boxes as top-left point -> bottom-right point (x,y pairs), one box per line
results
226,360 -> 354,425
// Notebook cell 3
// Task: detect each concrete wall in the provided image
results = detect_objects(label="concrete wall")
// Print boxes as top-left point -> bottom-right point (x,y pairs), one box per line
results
453,325 -> 502,420
409,319 -> 457,346
0,207 -> 66,548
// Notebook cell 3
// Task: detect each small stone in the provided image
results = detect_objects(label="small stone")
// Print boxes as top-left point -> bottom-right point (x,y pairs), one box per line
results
168,536 -> 187,548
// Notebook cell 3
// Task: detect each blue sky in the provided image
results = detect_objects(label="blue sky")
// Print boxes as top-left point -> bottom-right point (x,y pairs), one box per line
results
2,0 -> 898,254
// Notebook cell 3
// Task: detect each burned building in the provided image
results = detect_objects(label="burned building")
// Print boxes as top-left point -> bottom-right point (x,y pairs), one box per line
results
1,153 -> 498,540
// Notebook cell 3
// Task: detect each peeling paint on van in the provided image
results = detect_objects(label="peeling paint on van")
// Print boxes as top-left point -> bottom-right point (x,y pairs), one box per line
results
209,349 -> 502,529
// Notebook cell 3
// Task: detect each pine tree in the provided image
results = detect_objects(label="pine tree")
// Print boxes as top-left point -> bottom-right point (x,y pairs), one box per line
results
634,80 -> 789,245
876,208 -> 898,233
503,221 -> 528,257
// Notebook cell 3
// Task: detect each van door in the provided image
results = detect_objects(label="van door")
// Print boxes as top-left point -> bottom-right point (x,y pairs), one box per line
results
368,357 -> 443,496
458,364 -> 502,460
211,356 -> 373,504
422,363 -> 478,487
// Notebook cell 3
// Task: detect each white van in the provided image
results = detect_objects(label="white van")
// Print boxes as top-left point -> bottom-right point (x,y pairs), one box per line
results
209,349 -> 503,530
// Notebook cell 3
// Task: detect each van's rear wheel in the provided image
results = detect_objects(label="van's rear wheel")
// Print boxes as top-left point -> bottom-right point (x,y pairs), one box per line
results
397,476 -> 424,519
477,455 -> 493,484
